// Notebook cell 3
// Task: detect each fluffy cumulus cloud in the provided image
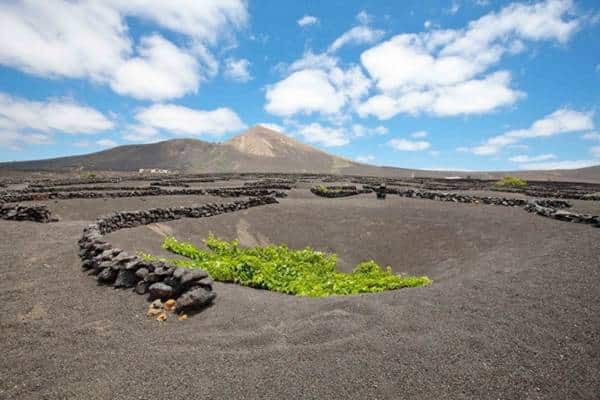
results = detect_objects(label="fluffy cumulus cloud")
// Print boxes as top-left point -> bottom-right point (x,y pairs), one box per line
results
126,104 -> 246,142
0,92 -> 113,149
358,0 -> 579,119
265,51 -> 370,121
469,108 -> 594,155
389,138 -> 431,151
296,123 -> 350,147
298,15 -> 318,27
110,35 -> 200,100
0,0 -> 248,100
224,58 -> 253,82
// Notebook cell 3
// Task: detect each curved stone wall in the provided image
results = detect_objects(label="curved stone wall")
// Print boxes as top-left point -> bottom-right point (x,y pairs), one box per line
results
78,196 -> 279,314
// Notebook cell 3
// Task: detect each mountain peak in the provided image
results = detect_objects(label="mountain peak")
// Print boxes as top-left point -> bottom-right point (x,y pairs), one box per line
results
225,125 -> 320,158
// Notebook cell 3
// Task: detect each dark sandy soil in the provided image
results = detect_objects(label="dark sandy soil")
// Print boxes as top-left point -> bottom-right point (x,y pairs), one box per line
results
1,184 -> 600,399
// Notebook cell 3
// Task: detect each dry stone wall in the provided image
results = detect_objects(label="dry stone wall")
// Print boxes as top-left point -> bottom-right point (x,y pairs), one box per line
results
78,196 -> 279,314
0,204 -> 57,222
0,187 -> 287,204
311,185 -> 372,198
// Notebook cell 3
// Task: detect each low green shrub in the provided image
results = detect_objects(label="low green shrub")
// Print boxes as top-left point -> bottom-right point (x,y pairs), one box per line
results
494,176 -> 527,188
142,234 -> 431,297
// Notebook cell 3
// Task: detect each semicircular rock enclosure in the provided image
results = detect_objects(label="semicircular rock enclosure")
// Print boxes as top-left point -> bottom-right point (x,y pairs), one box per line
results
3,173 -> 599,320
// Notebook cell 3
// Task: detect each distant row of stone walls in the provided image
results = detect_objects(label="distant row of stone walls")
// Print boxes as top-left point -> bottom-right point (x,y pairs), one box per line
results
78,196 -> 279,314
0,187 -> 288,204
368,186 -> 572,208
489,187 -> 600,201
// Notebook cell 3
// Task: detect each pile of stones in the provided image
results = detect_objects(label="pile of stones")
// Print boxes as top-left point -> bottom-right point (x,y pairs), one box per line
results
78,196 -> 278,315
0,204 -> 57,222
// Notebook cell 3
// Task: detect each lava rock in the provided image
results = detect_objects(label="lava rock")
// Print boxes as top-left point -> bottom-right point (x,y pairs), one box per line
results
135,281 -> 149,295
97,267 -> 117,283
148,282 -> 174,300
175,287 -> 216,312
114,269 -> 139,288
135,267 -> 149,280
180,269 -> 209,286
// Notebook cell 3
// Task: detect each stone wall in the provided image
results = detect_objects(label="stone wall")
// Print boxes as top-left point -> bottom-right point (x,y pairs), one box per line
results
0,187 -> 287,204
311,185 -> 372,198
78,196 -> 278,314
525,201 -> 600,227
0,204 -> 57,222
369,186 -> 572,208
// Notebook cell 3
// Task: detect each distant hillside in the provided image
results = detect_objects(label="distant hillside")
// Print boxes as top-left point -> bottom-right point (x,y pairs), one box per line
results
1,125 -> 599,182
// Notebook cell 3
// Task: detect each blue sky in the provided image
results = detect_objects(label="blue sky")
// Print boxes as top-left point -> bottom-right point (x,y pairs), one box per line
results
0,0 -> 599,171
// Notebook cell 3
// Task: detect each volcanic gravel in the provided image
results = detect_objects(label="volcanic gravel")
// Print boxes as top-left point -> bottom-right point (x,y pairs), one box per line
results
1,186 -> 599,399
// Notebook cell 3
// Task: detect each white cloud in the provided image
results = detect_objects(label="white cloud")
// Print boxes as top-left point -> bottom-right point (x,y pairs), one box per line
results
508,153 -> 556,162
110,35 -> 200,101
0,93 -> 113,135
258,123 -> 285,132
389,138 -> 431,151
355,154 -> 375,163
0,0 -> 248,100
265,69 -> 346,117
358,0 -> 579,118
582,132 -> 600,141
296,123 -> 349,147
591,146 -> 600,158
447,2 -> 460,15
96,139 -> 117,147
111,0 -> 247,43
358,71 -> 522,118
0,92 -> 113,149
0,131 -> 53,150
411,130 -> 428,138
298,15 -> 318,27
352,124 -> 388,137
224,58 -> 252,82
265,51 -> 371,121
132,104 -> 246,138
329,26 -> 385,53
518,160 -> 599,170
356,11 -> 373,25
470,109 -> 594,155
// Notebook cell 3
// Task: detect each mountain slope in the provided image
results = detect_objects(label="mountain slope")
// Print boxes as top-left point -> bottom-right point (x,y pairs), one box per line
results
1,125 -> 598,181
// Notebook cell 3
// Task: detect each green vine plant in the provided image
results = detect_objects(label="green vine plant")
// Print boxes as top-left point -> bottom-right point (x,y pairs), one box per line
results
141,234 -> 431,297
